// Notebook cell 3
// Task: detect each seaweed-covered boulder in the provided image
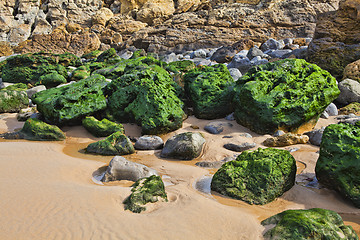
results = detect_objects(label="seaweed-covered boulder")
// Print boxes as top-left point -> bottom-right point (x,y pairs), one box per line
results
32,74 -> 108,125
82,116 -> 124,137
184,64 -> 235,119
1,52 -> 81,85
0,90 -> 28,113
86,132 -> 135,156
261,208 -> 358,240
69,66 -> 90,82
36,72 -> 67,88
101,156 -> 158,182
124,175 -> 168,213
106,64 -> 185,134
315,123 -> 360,208
211,147 -> 296,205
2,83 -> 28,91
233,59 -> 340,135
19,118 -> 65,141
160,132 -> 205,160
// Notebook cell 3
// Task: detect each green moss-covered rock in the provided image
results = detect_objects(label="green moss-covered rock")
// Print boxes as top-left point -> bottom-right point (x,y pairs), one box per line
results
339,102 -> 360,115
2,83 -> 28,91
0,90 -> 28,113
96,48 -> 118,62
81,50 -> 102,60
166,60 -> 196,74
86,131 -> 135,155
261,208 -> 358,240
211,147 -> 296,205
184,64 -> 235,119
315,123 -> 360,208
36,72 -> 67,88
1,52 -> 80,85
124,175 -> 168,213
82,116 -> 124,137
32,74 -> 108,125
20,118 -> 65,141
69,65 -> 90,82
105,64 -> 185,135
233,59 -> 340,134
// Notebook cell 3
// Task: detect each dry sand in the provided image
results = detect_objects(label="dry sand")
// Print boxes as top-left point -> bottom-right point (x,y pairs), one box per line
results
0,113 -> 359,239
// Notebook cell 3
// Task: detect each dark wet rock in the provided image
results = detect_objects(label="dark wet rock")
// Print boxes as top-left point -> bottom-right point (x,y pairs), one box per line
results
211,148 -> 296,205
86,132 -> 135,156
204,122 -> 233,134
261,208 -> 358,240
161,132 -> 205,160
82,116 -> 124,137
223,142 -> 256,152
101,156 -> 158,182
263,133 -> 309,147
316,123 -> 360,208
0,90 -> 28,113
233,59 -> 340,135
304,127 -> 325,146
32,74 -> 108,126
123,175 -> 167,213
134,135 -> 164,150
184,64 -> 235,119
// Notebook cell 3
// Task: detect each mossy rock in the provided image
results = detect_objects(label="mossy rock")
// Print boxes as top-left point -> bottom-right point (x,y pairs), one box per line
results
105,64 -> 185,135
82,116 -> 124,137
211,147 -> 296,205
32,74 -> 108,125
261,208 -> 358,240
2,83 -> 28,91
124,175 -> 168,213
339,102 -> 360,115
70,66 -> 90,82
95,48 -> 118,62
166,60 -> 196,74
0,90 -> 28,113
1,52 -> 80,85
315,123 -> 360,208
86,131 -> 135,155
36,72 -> 67,88
233,59 -> 340,134
184,64 -> 235,119
20,118 -> 65,141
81,50 -> 103,60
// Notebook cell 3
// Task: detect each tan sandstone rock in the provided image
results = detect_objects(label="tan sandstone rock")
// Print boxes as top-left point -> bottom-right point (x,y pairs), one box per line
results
0,41 -> 13,56
343,59 -> 360,82
92,7 -> 114,26
263,133 -> 309,147
136,0 -> 175,25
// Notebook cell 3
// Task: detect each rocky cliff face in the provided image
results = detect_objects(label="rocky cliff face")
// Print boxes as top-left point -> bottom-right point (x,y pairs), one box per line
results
0,0 -> 340,55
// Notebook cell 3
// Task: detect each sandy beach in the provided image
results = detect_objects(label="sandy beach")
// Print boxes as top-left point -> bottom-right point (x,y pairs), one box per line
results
0,113 -> 359,239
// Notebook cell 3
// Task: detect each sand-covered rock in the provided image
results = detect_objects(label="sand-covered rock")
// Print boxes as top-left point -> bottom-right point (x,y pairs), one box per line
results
233,59 -> 340,135
261,208 -> 358,240
124,175 -> 167,213
86,132 -> 135,156
82,116 -> 124,137
184,64 -> 235,119
32,74 -> 108,125
315,123 -> 360,208
211,148 -> 296,205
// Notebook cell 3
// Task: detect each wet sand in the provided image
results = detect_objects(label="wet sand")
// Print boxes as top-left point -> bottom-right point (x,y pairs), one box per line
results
0,113 -> 359,239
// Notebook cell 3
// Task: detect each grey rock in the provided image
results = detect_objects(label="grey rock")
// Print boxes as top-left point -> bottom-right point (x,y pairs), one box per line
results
134,135 -> 164,150
196,155 -> 237,168
247,47 -> 265,60
284,48 -> 307,59
26,85 -> 46,99
223,142 -> 256,152
261,38 -> 285,52
228,68 -> 242,81
101,156 -> 158,182
320,111 -> 329,119
162,52 -> 179,63
273,130 -> 286,137
204,121 -> 233,134
225,112 -> 235,121
118,49 -> 133,59
161,132 -> 206,160
239,133 -> 252,138
325,103 -> 338,116
236,50 -> 249,58
191,49 -> 207,59
304,127 -> 325,146
337,79 -> 360,105
283,38 -> 293,45
268,49 -> 293,59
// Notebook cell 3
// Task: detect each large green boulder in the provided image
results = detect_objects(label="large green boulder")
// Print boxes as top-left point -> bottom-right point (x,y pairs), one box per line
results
86,131 -> 135,155
1,52 -> 80,85
184,64 -> 235,119
233,59 -> 340,135
105,64 -> 185,135
124,175 -> 168,213
36,72 -> 67,88
211,147 -> 296,205
0,90 -> 28,113
261,208 -> 358,240
315,123 -> 360,208
20,118 -> 66,141
82,116 -> 124,137
32,74 -> 108,125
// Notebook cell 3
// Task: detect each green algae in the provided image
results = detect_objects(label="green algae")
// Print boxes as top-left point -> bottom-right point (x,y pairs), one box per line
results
86,131 -> 135,155
0,90 -> 28,113
20,118 -> 65,141
82,116 -> 124,137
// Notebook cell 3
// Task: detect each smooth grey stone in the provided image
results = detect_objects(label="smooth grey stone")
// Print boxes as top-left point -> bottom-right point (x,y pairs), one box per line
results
337,79 -> 360,105
101,156 -> 158,182
204,122 -> 233,134
26,85 -> 46,99
261,38 -> 285,51
118,49 -> 133,59
235,50 -> 249,58
196,155 -> 237,168
320,111 -> 329,119
191,49 -> 207,59
325,103 -> 338,116
223,142 -> 256,152
239,133 -> 253,138
286,147 -> 299,153
268,49 -> 293,59
225,112 -> 235,121
250,56 -> 262,62
162,52 -> 179,63
304,127 -> 325,146
247,46 -> 265,60
134,135 -> 164,150
228,68 -> 242,81
273,130 -> 286,137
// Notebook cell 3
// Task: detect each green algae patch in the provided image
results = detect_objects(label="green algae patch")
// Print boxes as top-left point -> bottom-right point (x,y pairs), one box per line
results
339,102 -> 360,115
1,52 -> 81,85
124,175 -> 168,213
32,74 -> 108,126
86,131 -> 134,155
20,118 -> 66,141
2,83 -> 28,91
261,208 -> 359,240
0,90 -> 28,113
315,123 -> 360,208
184,64 -> 235,119
69,66 -> 90,82
211,147 -> 296,205
82,50 -> 103,60
233,59 -> 340,135
36,72 -> 67,88
166,60 -> 196,74
82,116 -> 124,137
